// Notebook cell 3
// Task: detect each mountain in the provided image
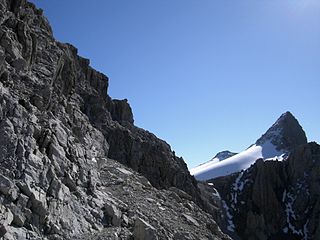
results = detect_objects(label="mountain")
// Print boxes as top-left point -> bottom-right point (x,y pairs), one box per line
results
211,142 -> 320,240
190,151 -> 236,173
255,111 -> 307,151
197,112 -> 319,239
211,151 -> 237,164
0,0 -> 230,239
191,112 -> 307,180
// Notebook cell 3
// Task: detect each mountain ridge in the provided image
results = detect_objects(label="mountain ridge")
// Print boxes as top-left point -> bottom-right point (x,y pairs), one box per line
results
0,0 -> 230,239
211,142 -> 320,239
190,111 -> 307,180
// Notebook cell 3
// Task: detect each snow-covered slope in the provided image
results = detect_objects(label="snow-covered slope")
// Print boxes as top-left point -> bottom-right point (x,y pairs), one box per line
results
190,112 -> 307,181
190,141 -> 286,180
198,151 -> 237,166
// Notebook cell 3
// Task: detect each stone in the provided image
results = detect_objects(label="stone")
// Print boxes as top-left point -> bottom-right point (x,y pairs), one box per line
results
10,205 -> 26,227
17,175 -> 47,217
133,218 -> 158,240
0,1 -> 231,239
182,214 -> 200,227
104,202 -> 122,227
169,187 -> 192,201
11,57 -> 26,71
0,224 -> 9,238
0,174 -> 14,196
48,178 -> 70,202
108,99 -> 134,125
0,206 -> 13,237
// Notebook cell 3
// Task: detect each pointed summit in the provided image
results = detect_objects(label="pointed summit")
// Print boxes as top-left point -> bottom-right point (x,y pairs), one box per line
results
256,111 -> 307,151
191,111 -> 308,180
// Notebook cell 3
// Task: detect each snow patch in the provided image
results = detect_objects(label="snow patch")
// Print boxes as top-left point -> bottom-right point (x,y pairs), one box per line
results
283,190 -> 303,236
230,171 -> 249,206
222,200 -> 235,232
191,140 -> 285,180
212,188 -> 221,199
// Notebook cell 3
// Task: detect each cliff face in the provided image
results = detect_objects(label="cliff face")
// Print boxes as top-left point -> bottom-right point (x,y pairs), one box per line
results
0,0 -> 229,239
212,142 -> 320,240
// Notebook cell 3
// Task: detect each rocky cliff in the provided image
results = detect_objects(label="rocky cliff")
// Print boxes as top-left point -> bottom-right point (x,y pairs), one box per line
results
211,142 -> 320,240
0,0 -> 229,239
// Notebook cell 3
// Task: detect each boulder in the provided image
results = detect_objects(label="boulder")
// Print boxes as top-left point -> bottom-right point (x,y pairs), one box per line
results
104,202 -> 122,227
133,218 -> 158,240
0,174 -> 14,196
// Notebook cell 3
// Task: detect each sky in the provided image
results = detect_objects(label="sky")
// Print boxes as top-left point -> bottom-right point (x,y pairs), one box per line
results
30,0 -> 320,168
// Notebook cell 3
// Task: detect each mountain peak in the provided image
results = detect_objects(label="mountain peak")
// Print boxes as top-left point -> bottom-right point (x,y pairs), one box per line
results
256,111 -> 307,151
275,111 -> 295,124
191,112 -> 308,180
211,151 -> 237,161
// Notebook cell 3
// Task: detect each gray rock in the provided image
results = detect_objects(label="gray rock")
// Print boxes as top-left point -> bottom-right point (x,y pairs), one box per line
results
0,174 -> 14,195
0,205 -> 13,237
182,213 -> 200,227
0,1 -> 230,239
256,111 -> 307,150
133,218 -> 158,240
212,142 -> 320,240
10,205 -> 25,227
104,203 -> 122,227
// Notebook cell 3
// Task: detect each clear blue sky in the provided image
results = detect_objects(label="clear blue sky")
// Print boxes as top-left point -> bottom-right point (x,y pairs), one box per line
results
30,0 -> 319,168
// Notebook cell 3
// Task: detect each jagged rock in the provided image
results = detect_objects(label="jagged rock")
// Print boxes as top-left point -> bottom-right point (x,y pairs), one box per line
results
0,0 -> 229,239
0,205 -> 13,237
256,111 -> 307,150
0,174 -> 14,195
104,202 -> 122,227
182,213 -> 200,227
133,217 -> 158,240
169,187 -> 192,201
212,142 -> 320,240
10,205 -> 25,227
108,99 -> 134,125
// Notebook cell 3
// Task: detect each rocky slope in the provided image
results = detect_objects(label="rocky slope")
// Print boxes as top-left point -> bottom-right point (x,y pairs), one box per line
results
191,112 -> 308,180
211,142 -> 320,240
255,111 -> 307,151
0,0 -> 229,239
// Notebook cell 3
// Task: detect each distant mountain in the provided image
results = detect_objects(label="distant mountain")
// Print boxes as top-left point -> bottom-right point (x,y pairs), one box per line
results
190,151 -> 236,173
193,112 -> 319,239
191,112 -> 307,180
212,142 -> 320,240
212,151 -> 238,163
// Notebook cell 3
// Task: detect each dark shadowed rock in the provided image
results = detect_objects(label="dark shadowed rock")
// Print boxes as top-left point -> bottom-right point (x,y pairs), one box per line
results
133,218 -> 158,240
211,142 -> 320,240
256,111 -> 307,150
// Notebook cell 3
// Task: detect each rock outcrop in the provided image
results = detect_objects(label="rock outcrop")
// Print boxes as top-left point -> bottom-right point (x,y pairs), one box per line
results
255,111 -> 307,151
211,142 -> 320,240
0,0 -> 229,239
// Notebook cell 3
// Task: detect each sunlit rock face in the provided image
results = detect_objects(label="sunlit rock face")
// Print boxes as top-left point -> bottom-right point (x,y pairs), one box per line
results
0,0 -> 231,239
